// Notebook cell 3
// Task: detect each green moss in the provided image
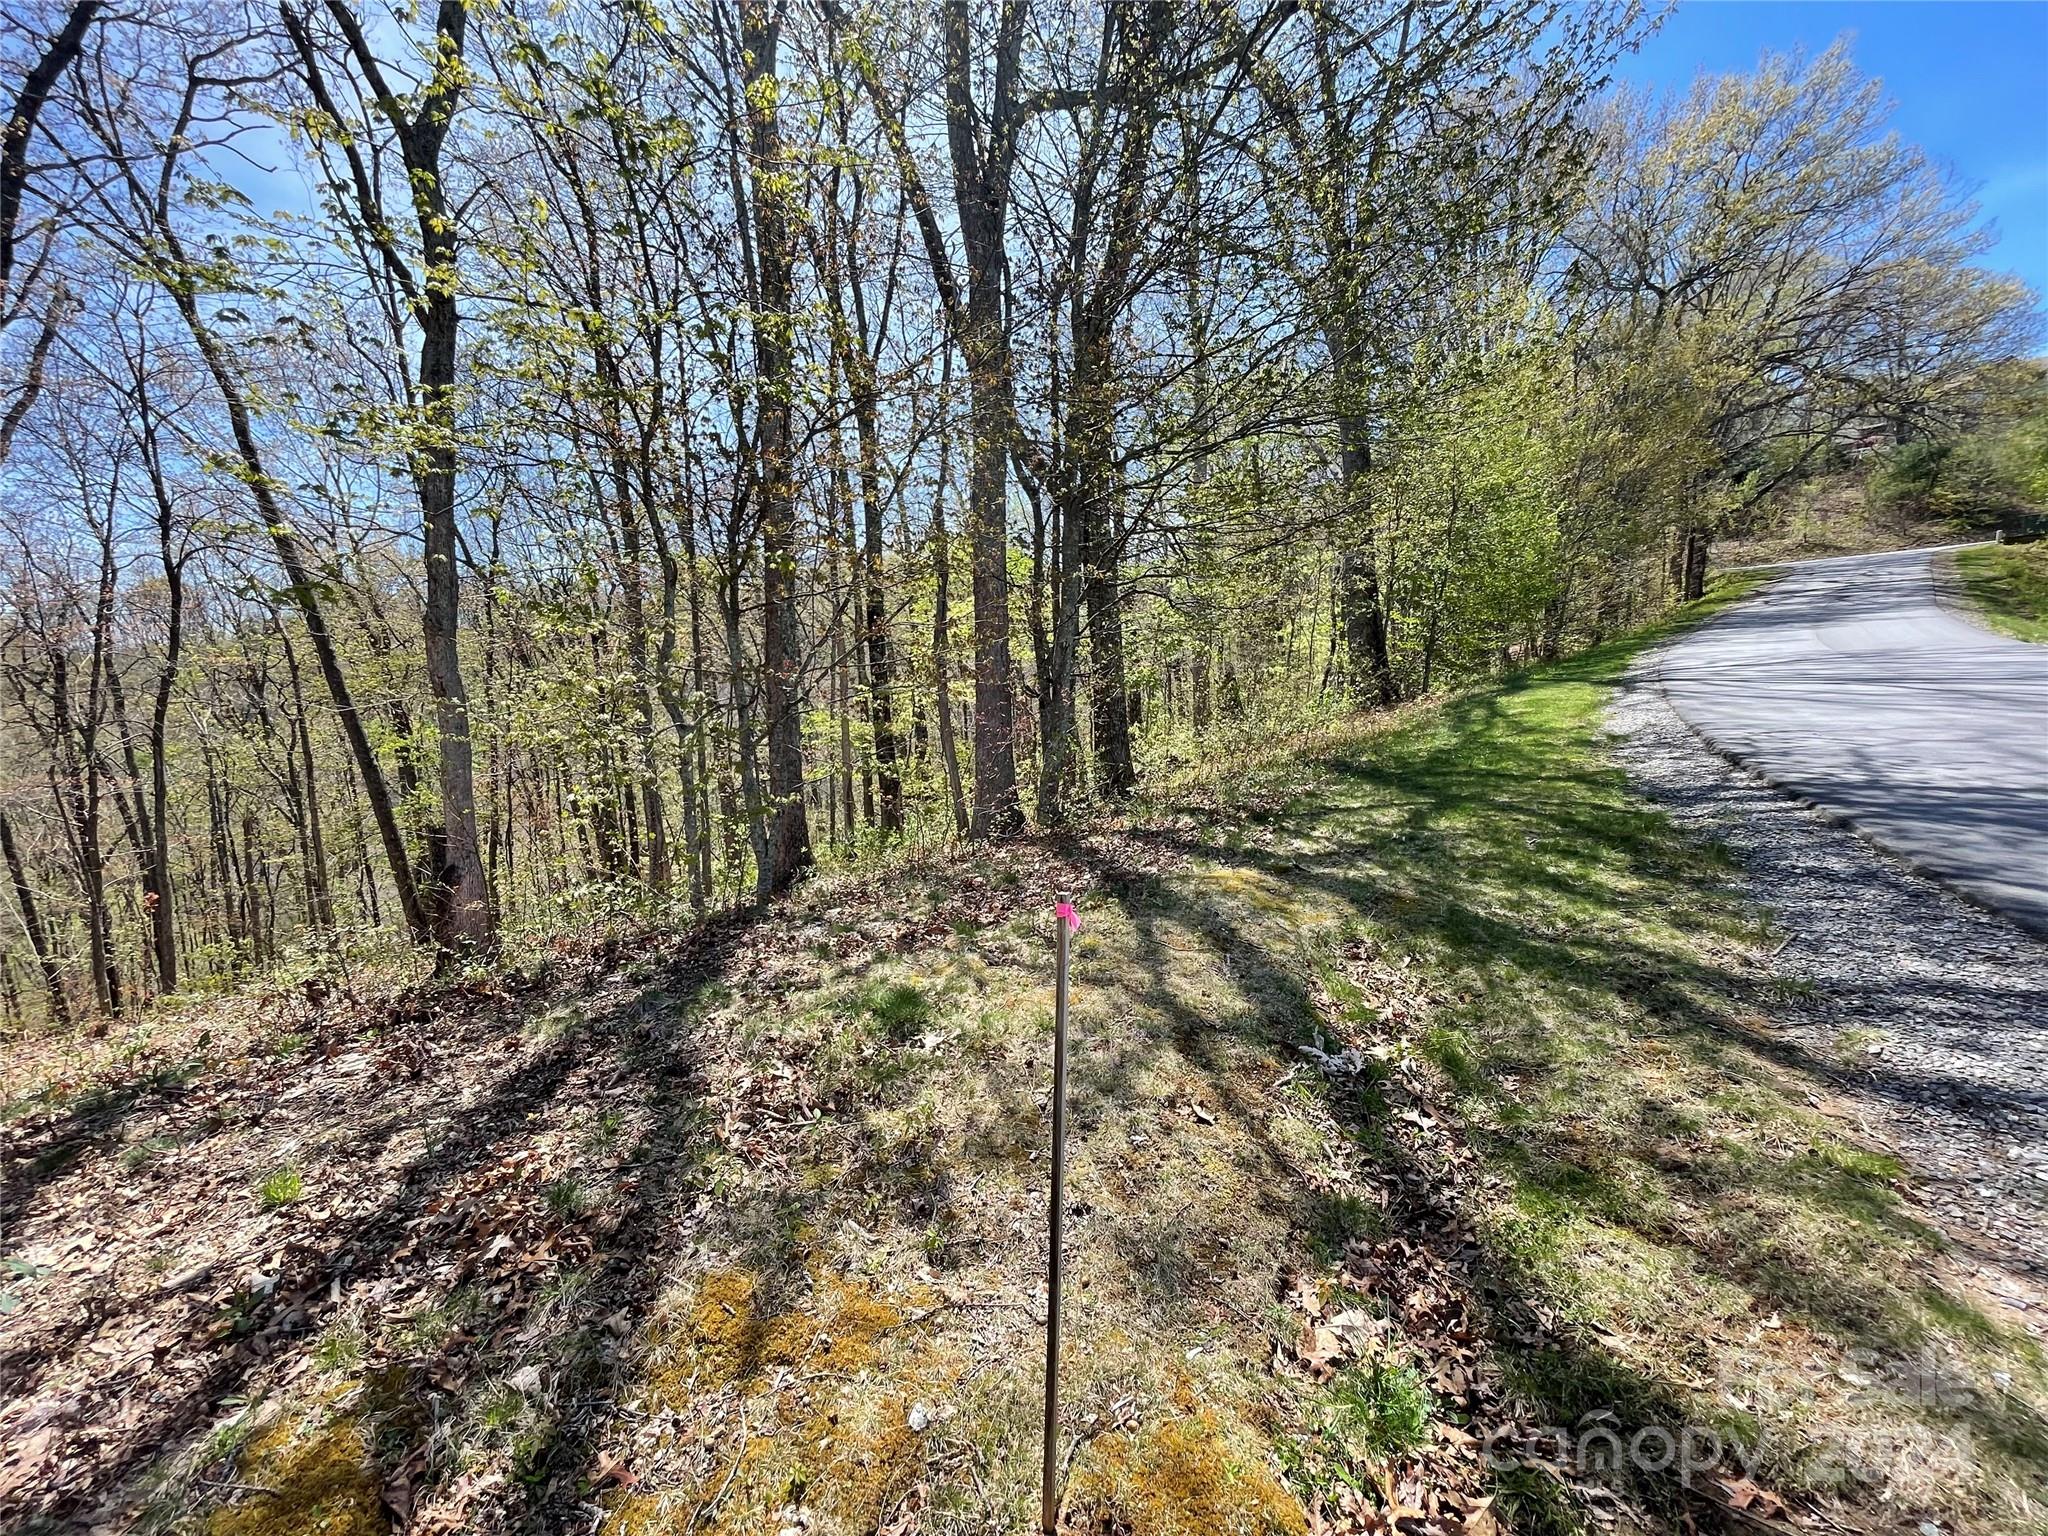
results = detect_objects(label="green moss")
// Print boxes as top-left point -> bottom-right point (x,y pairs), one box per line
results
204,1411 -> 385,1536
1068,1408 -> 1308,1536
650,1267 -> 908,1401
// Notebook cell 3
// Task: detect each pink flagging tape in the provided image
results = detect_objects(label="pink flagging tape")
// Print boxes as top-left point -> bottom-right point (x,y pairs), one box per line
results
1055,901 -> 1080,933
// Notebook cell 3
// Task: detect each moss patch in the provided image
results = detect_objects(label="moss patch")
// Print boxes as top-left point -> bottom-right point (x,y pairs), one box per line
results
1067,1408 -> 1308,1536
617,1264 -> 946,1535
203,1410 -> 386,1536
655,1266 -> 909,1399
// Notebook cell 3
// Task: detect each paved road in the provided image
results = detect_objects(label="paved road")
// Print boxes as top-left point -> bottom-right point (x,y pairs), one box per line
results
1658,545 -> 2048,934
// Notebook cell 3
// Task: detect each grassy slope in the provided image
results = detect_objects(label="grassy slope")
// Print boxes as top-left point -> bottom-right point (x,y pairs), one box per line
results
7,584 -> 2044,1536
1953,542 -> 2048,642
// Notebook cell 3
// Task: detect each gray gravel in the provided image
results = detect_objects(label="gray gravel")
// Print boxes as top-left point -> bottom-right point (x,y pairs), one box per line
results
1607,648 -> 2048,1312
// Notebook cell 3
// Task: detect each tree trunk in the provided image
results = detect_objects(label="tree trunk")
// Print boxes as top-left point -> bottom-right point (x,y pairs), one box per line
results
142,421 -> 182,988
1074,315 -> 1135,799
161,274 -> 428,944
600,349 -> 670,894
415,228 -> 490,954
744,0 -> 814,898
1037,466 -> 1084,825
1334,413 -> 1396,707
945,0 -> 1026,838
0,810 -> 68,1028
1684,528 -> 1710,602
932,474 -> 972,838
281,633 -> 335,931
834,236 -> 904,836
0,1 -> 99,302
103,660 -> 168,994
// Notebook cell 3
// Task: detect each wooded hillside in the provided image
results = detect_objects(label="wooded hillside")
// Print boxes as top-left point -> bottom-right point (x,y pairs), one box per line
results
0,0 -> 2037,1022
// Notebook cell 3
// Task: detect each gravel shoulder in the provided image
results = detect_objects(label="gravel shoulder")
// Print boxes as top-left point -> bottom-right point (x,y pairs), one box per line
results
1609,648 -> 2048,1318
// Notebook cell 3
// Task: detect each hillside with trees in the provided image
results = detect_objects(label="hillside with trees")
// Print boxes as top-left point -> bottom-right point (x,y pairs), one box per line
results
1,4 -> 2043,1535
0,1 -> 2036,1005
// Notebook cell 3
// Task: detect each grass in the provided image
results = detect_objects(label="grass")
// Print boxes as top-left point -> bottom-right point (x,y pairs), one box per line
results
1159,577 -> 2047,1529
121,1134 -> 180,1170
257,1165 -> 304,1208
543,1174 -> 593,1220
1953,540 -> 2048,641
1321,1357 -> 1434,1460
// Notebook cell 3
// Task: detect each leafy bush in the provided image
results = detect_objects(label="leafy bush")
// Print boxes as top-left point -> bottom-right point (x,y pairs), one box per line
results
1869,414 -> 2047,522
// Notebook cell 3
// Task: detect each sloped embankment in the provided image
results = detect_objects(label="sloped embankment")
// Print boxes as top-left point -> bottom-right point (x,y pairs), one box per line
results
4,592 -> 2043,1536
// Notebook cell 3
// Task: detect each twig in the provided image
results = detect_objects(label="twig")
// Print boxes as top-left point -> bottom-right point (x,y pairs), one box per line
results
200,1478 -> 283,1498
685,1402 -> 747,1535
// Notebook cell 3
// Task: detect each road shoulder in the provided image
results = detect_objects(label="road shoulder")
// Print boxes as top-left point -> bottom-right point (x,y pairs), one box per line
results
1610,647 -> 2048,1298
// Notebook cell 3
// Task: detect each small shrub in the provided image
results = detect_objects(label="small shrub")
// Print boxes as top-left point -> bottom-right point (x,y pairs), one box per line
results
258,1166 -> 304,1208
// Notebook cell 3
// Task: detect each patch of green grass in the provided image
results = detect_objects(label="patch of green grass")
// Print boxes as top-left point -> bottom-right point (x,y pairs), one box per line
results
258,1165 -> 304,1208
1420,1024 -> 1485,1097
121,1135 -> 180,1171
524,1003 -> 581,1046
855,979 -> 932,1043
311,1317 -> 366,1374
543,1175 -> 593,1220
1954,542 -> 2048,642
1491,1462 -> 1587,1536
1320,1355 -> 1434,1460
478,1381 -> 527,1432
1144,572 -> 2045,1529
1305,1191 -> 1383,1261
402,1287 -> 485,1354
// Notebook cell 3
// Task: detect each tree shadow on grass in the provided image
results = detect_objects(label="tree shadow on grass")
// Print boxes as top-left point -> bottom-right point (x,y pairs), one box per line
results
1056,693 -> 2048,1523
4,912 -> 813,1534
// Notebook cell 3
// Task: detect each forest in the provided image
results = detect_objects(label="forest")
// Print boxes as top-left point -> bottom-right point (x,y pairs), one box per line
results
0,0 -> 2039,1027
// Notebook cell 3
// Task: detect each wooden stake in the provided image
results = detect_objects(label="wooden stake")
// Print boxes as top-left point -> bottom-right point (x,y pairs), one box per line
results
1041,895 -> 1075,1535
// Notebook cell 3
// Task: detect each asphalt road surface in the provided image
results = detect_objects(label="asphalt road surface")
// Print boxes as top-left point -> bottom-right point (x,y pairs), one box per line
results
1658,544 -> 2048,935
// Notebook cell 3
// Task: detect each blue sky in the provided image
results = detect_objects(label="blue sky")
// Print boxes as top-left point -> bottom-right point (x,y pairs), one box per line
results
1613,1 -> 2048,306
